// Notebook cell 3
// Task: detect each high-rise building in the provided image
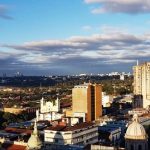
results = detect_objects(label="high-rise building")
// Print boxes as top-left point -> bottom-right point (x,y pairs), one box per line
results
133,62 -> 150,108
72,83 -> 102,122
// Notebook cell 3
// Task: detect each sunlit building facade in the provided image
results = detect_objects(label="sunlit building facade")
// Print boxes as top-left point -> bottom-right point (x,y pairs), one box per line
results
72,83 -> 102,122
133,62 -> 150,108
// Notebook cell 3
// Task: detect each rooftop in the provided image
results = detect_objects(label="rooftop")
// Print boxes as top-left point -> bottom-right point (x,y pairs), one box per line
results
46,122 -> 95,132
1,143 -> 26,150
5,127 -> 32,135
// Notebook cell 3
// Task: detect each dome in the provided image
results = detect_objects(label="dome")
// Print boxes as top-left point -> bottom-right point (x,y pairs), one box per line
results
27,121 -> 42,150
125,114 -> 147,140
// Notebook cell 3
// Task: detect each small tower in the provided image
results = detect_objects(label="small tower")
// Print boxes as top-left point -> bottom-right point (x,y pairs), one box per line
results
125,114 -> 148,150
40,97 -> 44,113
27,120 -> 42,150
55,95 -> 60,112
137,60 -> 139,66
36,109 -> 39,122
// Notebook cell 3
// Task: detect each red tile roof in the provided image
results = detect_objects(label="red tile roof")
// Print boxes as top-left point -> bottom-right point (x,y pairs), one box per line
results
2,143 -> 27,150
46,122 -> 95,131
7,145 -> 27,150
5,127 -> 32,134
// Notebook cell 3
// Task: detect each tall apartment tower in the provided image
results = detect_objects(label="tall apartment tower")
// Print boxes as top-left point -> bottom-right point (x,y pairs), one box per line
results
72,83 -> 102,122
133,62 -> 150,108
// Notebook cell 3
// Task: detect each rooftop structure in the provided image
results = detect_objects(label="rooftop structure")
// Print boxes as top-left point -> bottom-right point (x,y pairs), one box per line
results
125,114 -> 148,150
125,114 -> 147,140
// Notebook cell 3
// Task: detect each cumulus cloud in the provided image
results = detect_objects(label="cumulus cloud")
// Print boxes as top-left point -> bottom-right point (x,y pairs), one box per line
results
0,5 -> 12,19
82,25 -> 92,31
3,31 -> 150,63
84,0 -> 150,14
1,29 -> 150,74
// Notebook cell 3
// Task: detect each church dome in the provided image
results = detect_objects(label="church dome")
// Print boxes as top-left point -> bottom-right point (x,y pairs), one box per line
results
125,114 -> 147,140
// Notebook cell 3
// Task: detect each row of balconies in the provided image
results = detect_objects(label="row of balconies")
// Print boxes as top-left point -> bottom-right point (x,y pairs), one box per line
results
45,131 -> 98,145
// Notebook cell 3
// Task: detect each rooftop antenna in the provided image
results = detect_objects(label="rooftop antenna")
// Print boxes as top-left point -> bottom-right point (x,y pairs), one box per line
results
136,60 -> 139,66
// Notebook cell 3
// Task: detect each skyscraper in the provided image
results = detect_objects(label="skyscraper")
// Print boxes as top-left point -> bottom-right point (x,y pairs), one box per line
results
133,62 -> 150,108
72,83 -> 102,122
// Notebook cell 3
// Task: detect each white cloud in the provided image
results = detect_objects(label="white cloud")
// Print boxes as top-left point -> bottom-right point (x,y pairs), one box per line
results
0,4 -> 12,19
82,25 -> 92,31
3,31 -> 150,66
84,0 -> 150,14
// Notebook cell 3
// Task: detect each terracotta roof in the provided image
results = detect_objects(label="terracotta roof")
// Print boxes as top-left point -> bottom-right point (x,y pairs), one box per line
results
1,143 -> 27,150
46,125 -> 66,131
5,127 -> 32,134
65,122 -> 95,131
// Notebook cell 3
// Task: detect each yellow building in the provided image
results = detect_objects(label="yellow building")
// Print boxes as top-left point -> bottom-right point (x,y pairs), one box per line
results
72,83 -> 102,122
3,107 -> 25,115
133,62 -> 150,108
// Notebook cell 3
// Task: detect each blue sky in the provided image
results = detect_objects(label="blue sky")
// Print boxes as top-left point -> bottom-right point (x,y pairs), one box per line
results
1,0 -> 150,75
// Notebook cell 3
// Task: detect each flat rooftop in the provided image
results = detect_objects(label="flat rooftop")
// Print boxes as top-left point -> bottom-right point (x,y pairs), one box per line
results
46,122 -> 95,132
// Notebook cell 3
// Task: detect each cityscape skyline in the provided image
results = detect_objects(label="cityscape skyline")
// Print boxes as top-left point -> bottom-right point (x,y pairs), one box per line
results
1,0 -> 150,75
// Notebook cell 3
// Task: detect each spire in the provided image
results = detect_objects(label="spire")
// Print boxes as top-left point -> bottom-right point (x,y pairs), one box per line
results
133,113 -> 139,123
56,94 -> 60,112
33,120 -> 38,135
27,119 -> 42,149
137,60 -> 139,66
41,97 -> 44,106
41,97 -> 44,102
36,109 -> 39,122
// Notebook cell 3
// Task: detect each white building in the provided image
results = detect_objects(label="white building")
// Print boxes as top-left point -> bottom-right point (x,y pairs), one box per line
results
102,92 -> 113,107
91,145 -> 125,150
40,97 -> 60,113
36,97 -> 63,121
44,122 -> 98,149
120,74 -> 125,81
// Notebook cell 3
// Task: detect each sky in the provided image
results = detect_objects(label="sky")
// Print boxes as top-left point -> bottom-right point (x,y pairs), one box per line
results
1,0 -> 150,75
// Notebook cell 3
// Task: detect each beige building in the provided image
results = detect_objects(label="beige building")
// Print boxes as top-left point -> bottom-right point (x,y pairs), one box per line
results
72,83 -> 102,122
133,62 -> 150,108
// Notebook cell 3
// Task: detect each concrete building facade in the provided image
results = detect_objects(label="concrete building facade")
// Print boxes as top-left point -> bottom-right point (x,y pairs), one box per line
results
133,62 -> 150,108
72,83 -> 102,122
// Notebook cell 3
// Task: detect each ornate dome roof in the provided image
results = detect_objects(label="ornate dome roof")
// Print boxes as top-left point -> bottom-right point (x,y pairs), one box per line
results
125,114 -> 147,140
27,121 -> 42,150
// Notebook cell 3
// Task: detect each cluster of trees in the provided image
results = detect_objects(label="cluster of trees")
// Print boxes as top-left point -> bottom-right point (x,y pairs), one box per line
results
0,111 -> 35,129
99,79 -> 133,95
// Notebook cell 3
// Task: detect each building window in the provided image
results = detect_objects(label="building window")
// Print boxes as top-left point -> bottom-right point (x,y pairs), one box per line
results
138,145 -> 142,150
130,144 -> 134,150
55,138 -> 59,143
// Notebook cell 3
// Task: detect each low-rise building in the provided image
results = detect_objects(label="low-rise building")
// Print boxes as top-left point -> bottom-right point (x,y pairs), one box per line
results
102,92 -> 113,108
98,125 -> 121,145
128,108 -> 148,116
44,122 -> 98,149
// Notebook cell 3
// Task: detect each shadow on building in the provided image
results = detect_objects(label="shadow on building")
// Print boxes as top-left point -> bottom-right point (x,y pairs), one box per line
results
133,95 -> 143,108
44,130 -> 83,150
